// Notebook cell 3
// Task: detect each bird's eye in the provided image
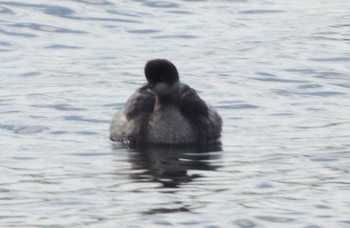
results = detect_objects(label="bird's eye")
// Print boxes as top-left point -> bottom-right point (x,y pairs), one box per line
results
159,75 -> 165,81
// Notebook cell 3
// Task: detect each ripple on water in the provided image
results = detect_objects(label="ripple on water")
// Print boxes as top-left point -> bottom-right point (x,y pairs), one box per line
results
20,72 -> 42,77
73,0 -> 114,5
273,89 -> 345,97
256,215 -> 295,223
0,28 -> 37,38
215,101 -> 260,109
127,29 -> 161,34
310,57 -> 350,62
0,124 -> 48,134
0,2 -> 75,16
0,5 -> 14,14
63,115 -> 109,123
285,68 -> 347,80
42,5 -> 76,17
167,10 -> 192,14
253,72 -> 310,84
151,34 -> 198,39
32,104 -> 86,111
45,44 -> 82,49
234,219 -> 256,228
143,1 -> 180,8
239,9 -> 286,14
10,23 -> 87,34
0,41 -> 12,46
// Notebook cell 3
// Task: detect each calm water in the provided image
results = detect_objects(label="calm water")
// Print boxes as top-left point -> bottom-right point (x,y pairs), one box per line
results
1,0 -> 350,227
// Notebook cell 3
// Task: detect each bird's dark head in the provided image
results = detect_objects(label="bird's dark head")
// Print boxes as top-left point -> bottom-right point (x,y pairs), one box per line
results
142,59 -> 180,95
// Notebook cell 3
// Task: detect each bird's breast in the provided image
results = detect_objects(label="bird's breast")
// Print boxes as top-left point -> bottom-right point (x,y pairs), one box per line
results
146,105 -> 197,144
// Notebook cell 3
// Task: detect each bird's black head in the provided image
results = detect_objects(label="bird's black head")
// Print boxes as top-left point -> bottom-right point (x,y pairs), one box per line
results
143,59 -> 180,95
145,59 -> 179,84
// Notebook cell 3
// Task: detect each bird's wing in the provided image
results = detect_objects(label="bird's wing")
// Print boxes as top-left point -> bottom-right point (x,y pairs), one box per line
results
180,84 -> 209,119
180,84 -> 222,142
114,88 -> 155,145
124,88 -> 156,121
179,85 -> 211,143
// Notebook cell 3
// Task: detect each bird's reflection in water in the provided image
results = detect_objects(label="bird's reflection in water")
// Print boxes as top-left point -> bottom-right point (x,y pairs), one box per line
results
126,144 -> 222,188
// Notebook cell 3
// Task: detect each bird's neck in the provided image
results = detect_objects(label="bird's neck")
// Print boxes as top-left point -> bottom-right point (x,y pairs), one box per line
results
156,93 -> 179,107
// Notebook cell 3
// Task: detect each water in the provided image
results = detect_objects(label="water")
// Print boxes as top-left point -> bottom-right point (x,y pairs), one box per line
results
1,0 -> 350,227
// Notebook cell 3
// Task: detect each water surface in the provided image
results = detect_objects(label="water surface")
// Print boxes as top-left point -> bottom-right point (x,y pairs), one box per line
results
1,0 -> 350,227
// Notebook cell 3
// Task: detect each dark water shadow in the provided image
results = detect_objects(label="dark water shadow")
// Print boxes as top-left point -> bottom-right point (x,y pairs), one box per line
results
114,143 -> 223,188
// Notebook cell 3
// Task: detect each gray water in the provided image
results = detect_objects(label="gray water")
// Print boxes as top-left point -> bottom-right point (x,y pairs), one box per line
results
1,0 -> 350,227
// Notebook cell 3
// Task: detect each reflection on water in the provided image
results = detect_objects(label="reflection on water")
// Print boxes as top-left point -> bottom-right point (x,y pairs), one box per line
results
1,0 -> 350,226
125,144 -> 222,188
